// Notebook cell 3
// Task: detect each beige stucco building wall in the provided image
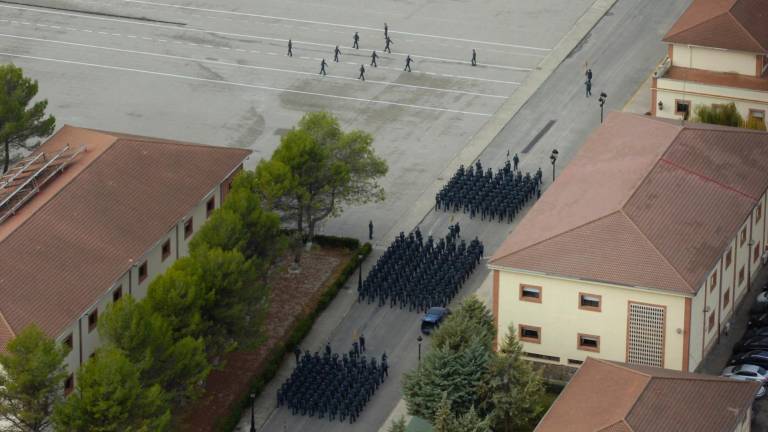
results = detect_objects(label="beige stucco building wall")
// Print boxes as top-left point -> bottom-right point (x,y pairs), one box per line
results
655,79 -> 768,122
494,270 -> 688,370
671,44 -> 757,76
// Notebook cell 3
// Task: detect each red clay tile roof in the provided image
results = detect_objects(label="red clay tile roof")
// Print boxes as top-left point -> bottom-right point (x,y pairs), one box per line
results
662,66 -> 768,92
491,113 -> 768,294
0,126 -> 250,352
663,0 -> 768,52
535,357 -> 759,432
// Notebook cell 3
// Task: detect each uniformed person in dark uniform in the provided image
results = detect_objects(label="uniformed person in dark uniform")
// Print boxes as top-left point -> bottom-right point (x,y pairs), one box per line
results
353,32 -> 360,49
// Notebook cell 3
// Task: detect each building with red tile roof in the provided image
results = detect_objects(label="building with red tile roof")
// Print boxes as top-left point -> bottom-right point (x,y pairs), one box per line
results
0,125 -> 249,391
490,112 -> 768,373
535,357 -> 758,432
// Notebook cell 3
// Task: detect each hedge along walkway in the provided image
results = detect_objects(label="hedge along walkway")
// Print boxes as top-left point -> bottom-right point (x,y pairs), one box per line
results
179,246 -> 354,432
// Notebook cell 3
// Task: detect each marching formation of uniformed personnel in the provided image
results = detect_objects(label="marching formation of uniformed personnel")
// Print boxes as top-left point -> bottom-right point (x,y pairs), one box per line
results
434,159 -> 542,223
358,226 -> 483,312
277,344 -> 389,423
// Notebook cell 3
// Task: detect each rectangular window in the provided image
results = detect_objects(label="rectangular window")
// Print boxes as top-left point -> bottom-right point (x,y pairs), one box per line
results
723,290 -> 730,308
88,309 -> 98,333
579,293 -> 601,312
757,203 -> 763,222
519,325 -> 541,344
161,239 -> 171,262
725,248 -> 733,269
64,374 -> 74,396
739,266 -> 746,286
577,334 -> 600,352
63,334 -> 73,350
754,242 -> 761,264
206,196 -> 216,218
710,270 -> 718,292
112,286 -> 122,303
708,311 -> 716,333
519,285 -> 542,303
523,352 -> 560,362
741,227 -> 747,246
138,261 -> 148,284
675,99 -> 691,119
748,109 -> 766,130
184,218 -> 194,239
567,359 -> 584,365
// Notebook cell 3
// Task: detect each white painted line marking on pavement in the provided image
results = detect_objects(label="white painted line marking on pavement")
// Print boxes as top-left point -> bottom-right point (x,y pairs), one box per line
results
0,33 -> 507,99
0,5 -> 535,69
121,0 -> 550,51
0,52 -> 493,116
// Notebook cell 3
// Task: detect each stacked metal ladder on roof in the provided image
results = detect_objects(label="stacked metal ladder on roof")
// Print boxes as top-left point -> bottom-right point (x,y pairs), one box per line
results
0,144 -> 86,224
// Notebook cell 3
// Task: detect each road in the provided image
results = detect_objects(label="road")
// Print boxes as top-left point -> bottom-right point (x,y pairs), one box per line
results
241,0 -> 693,431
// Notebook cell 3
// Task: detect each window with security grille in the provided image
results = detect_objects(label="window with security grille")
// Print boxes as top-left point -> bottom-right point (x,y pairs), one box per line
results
627,302 -> 665,367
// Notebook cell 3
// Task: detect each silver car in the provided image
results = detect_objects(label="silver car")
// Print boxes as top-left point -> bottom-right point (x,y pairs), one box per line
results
721,364 -> 768,383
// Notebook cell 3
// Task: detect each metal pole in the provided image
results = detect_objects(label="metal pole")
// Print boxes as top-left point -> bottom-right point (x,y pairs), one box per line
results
600,105 -> 604,124
417,335 -> 423,365
358,255 -> 363,290
552,162 -> 556,182
250,394 -> 256,432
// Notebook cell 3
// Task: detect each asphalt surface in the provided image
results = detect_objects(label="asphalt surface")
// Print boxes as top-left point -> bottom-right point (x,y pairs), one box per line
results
0,0 -> 691,430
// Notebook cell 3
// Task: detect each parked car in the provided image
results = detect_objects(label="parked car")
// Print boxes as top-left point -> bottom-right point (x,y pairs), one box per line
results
730,351 -> 768,368
757,290 -> 768,305
740,327 -> 768,342
734,336 -> 768,354
420,307 -> 451,335
751,301 -> 768,316
748,313 -> 768,329
721,364 -> 768,383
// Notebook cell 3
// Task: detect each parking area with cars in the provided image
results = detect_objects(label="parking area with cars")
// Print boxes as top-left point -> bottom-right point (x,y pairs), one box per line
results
698,266 -> 768,429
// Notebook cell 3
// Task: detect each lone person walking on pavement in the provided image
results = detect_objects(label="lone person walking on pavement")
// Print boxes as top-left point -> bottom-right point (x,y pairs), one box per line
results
585,79 -> 592,97
319,58 -> 327,75
404,55 -> 413,72
370,50 -> 378,67
353,32 -> 360,49
369,220 -> 374,240
287,39 -> 293,57
384,36 -> 393,53
586,68 -> 593,82
471,49 -> 477,66
334,45 -> 341,62
358,64 -> 366,81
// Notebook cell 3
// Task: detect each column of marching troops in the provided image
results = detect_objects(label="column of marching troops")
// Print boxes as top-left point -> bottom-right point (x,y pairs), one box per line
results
358,226 -> 484,312
277,342 -> 389,424
435,159 -> 543,222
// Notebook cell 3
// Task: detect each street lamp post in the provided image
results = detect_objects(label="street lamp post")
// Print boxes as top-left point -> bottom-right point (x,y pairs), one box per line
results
249,393 -> 256,432
598,92 -> 607,123
550,149 -> 559,182
417,335 -> 423,365
357,254 -> 363,293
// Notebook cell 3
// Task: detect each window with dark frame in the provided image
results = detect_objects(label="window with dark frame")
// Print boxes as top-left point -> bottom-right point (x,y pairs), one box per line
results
754,242 -> 761,264
63,334 -> 73,350
739,266 -> 746,286
568,359 -> 584,365
138,261 -> 148,283
723,290 -> 730,308
579,293 -> 601,311
113,286 -> 122,303
577,334 -> 600,352
161,239 -> 171,262
520,285 -> 542,303
64,374 -> 74,396
206,196 -> 215,218
519,325 -> 541,343
725,248 -> 733,269
184,218 -> 194,239
675,100 -> 690,118
710,271 -> 717,292
708,311 -> 716,332
88,309 -> 98,333
757,203 -> 763,222
741,227 -> 747,246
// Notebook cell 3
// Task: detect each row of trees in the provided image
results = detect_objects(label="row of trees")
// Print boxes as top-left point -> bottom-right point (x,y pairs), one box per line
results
400,297 -> 549,432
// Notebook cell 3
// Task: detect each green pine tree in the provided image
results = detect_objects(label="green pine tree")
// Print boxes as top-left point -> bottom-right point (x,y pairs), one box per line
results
387,415 -> 407,432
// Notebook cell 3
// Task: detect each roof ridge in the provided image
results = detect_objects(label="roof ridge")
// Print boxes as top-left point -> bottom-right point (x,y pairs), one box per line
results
658,157 -> 758,201
492,210 -> 624,264
664,9 -> 729,39
725,9 -> 766,52
595,358 -> 654,379
597,419 -> 636,432
619,207 -> 696,293
0,309 -> 16,337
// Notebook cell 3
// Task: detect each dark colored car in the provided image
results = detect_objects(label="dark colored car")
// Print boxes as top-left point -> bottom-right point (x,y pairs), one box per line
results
730,350 -> 768,369
748,313 -> 768,329
751,302 -> 768,316
734,336 -> 768,354
421,307 -> 451,335
741,327 -> 768,342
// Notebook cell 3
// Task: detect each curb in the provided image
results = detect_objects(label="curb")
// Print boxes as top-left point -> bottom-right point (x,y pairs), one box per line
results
379,0 -> 619,246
